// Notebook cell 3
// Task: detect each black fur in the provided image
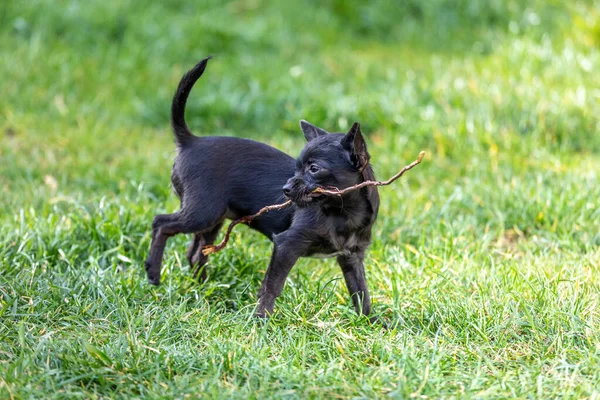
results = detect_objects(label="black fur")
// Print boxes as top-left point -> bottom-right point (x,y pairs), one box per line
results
145,58 -> 379,320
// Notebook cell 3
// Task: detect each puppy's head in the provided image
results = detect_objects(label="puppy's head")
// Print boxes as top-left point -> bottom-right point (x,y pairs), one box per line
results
283,120 -> 371,207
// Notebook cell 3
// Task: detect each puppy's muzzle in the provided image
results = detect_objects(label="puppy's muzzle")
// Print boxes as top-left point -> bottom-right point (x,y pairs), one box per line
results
282,182 -> 293,197
282,177 -> 314,205
283,177 -> 303,198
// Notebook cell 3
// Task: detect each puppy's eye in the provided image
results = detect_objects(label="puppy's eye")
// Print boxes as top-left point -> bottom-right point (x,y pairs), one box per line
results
308,164 -> 321,174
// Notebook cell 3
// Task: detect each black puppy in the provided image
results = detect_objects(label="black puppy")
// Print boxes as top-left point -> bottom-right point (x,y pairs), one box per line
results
145,57 -> 380,319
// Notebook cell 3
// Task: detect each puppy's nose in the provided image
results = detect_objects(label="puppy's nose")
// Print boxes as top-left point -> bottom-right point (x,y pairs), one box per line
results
282,183 -> 293,196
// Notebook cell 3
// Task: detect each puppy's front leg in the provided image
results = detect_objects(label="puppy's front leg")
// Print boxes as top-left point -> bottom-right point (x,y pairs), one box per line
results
337,253 -> 371,317
256,230 -> 308,317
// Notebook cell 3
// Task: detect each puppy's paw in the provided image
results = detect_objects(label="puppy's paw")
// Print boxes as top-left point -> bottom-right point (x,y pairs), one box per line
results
145,261 -> 161,286
254,304 -> 274,319
192,266 -> 208,284
147,276 -> 161,286
255,296 -> 275,318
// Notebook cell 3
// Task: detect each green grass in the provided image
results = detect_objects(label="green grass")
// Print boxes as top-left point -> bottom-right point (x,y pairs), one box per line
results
1,0 -> 600,398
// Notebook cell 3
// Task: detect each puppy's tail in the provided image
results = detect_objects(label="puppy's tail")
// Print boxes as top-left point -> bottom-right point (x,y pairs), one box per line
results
171,56 -> 212,146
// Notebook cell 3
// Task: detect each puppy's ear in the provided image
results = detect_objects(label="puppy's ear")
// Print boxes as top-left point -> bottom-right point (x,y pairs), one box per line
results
300,120 -> 329,141
341,122 -> 370,170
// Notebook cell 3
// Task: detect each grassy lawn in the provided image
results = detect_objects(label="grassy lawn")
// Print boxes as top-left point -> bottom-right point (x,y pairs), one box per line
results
1,0 -> 599,398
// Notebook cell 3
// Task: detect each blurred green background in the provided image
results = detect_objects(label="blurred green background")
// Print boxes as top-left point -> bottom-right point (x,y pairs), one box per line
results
1,0 -> 599,398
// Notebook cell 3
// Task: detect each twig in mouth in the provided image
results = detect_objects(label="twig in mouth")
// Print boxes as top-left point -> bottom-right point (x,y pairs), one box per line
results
202,151 -> 425,255
201,200 -> 293,255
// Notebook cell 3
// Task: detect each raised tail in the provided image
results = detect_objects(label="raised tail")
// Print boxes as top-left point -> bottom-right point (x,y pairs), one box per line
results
171,56 -> 212,146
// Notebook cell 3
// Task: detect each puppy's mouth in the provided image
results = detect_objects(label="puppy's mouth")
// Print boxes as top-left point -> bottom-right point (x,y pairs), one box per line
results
286,188 -> 323,207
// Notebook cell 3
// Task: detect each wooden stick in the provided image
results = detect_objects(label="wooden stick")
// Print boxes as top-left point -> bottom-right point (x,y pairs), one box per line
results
311,151 -> 425,196
202,151 -> 425,255
201,200 -> 293,255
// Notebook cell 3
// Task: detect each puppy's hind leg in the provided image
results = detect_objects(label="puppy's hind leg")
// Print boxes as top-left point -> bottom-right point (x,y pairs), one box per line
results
145,209 -> 224,285
186,233 -> 202,270
188,222 -> 223,283
145,213 -> 180,285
